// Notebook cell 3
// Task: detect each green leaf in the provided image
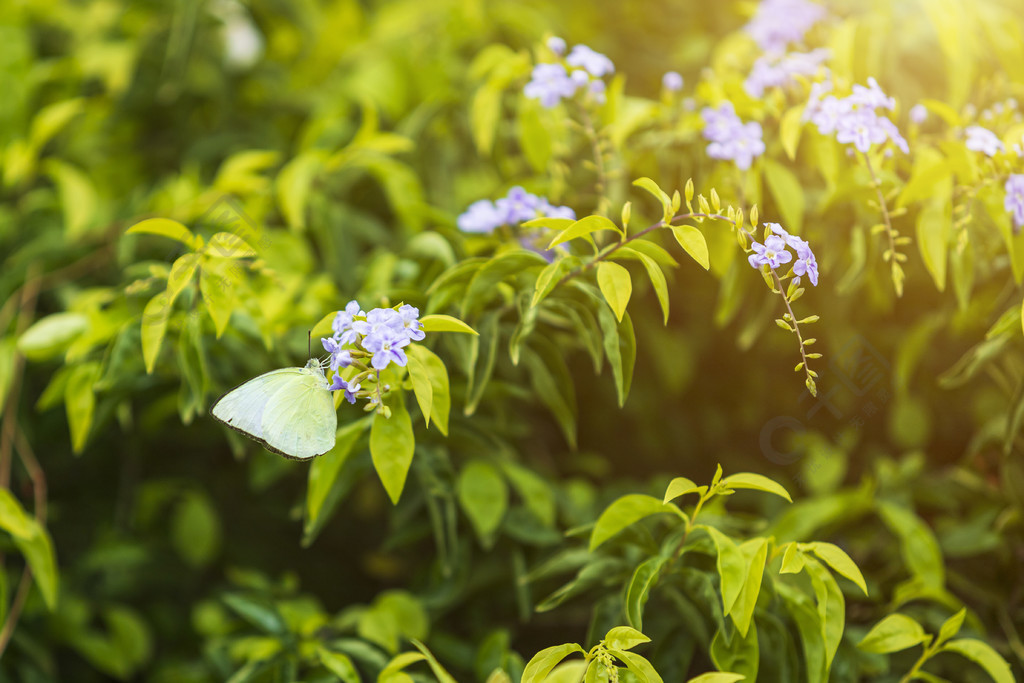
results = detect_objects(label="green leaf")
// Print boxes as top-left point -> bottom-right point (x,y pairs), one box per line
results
687,673 -> 746,683
166,253 -> 200,305
521,217 -> 575,232
670,225 -> 710,270
940,638 -> 1015,683
780,105 -> 804,160
171,491 -> 220,568
411,639 -> 458,683
470,84 -> 502,154
521,643 -> 586,683
141,292 -> 171,373
418,314 -> 478,335
703,526 -> 747,616
779,543 -> 805,574
628,251 -> 670,324
857,614 -> 930,654
126,218 -> 197,248
199,259 -> 240,338
221,593 -> 286,634
917,197 -> 951,292
405,345 -> 450,435
589,494 -> 678,551
625,557 -> 666,631
0,489 -> 34,539
877,501 -> 945,588
719,473 -> 792,503
17,312 -> 89,361
730,539 -> 768,637
370,395 -> 415,505
0,337 -> 14,415
548,215 -> 621,249
29,98 -> 85,149
604,626 -> 650,651
277,152 -> 322,230
763,159 -> 805,233
804,542 -> 868,595
936,608 -> 966,647
521,341 -> 577,448
14,521 -> 58,610
405,350 -> 433,428
502,462 -> 555,527
597,305 -> 636,407
803,556 -> 845,674
316,647 -> 361,683
709,621 -> 758,682
463,250 -> 548,315
306,418 -> 370,532
632,177 -> 672,214
518,98 -> 553,172
457,461 -> 508,544
206,232 -> 257,259
663,477 -> 705,504
44,159 -> 98,237
531,258 -> 572,308
65,362 -> 100,454
609,649 -> 664,683
379,652 -> 427,678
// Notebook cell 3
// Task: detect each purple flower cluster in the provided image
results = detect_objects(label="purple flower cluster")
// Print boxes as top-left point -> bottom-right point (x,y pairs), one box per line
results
804,78 -> 908,154
965,125 -> 1004,157
662,71 -> 684,92
457,186 -> 575,234
744,48 -> 830,98
748,223 -> 819,286
1005,174 -> 1024,233
321,301 -> 426,402
701,102 -> 766,170
524,39 -> 614,108
745,0 -> 828,52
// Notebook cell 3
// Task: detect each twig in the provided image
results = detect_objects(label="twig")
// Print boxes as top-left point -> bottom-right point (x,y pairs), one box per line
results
862,153 -> 904,296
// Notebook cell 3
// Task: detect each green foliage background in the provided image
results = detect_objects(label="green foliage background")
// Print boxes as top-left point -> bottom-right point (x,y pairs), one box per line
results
2,0 -> 1024,681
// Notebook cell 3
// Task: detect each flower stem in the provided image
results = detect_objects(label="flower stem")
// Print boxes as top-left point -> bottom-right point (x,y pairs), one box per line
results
862,152 -> 904,296
771,270 -> 816,395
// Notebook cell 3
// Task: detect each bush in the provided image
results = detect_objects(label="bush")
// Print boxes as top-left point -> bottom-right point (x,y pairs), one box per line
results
1,0 -> 1023,681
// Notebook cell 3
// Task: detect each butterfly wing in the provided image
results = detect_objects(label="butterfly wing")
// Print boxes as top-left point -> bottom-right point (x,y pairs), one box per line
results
210,368 -> 305,444
258,366 -> 337,459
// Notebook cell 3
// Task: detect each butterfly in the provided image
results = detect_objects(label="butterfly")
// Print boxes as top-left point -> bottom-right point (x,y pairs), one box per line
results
210,358 -> 337,460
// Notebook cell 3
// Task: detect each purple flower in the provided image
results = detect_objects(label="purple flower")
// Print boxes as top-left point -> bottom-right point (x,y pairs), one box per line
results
321,337 -> 353,371
570,69 -> 590,88
744,49 -> 830,98
662,71 -> 684,92
588,79 -> 607,103
332,300 -> 364,345
1005,174 -> 1024,233
745,0 -> 827,52
768,223 -> 819,286
352,307 -> 403,339
566,44 -> 614,77
457,199 -> 506,234
706,117 -> 765,170
546,36 -> 566,56
524,63 -> 578,108
701,102 -> 742,142
361,327 -> 411,370
835,109 -> 890,153
909,103 -> 928,124
748,235 -> 793,270
328,374 -> 360,404
965,125 -> 1004,157
849,77 -> 895,111
496,186 -> 543,224
397,304 -> 425,341
539,200 -> 576,220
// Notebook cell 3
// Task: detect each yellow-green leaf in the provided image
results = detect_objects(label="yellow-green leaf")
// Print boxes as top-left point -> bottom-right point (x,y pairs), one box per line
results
126,218 -> 197,249
166,253 -> 200,305
548,215 -> 621,249
419,314 -> 478,335
670,225 -> 710,270
719,472 -> 792,502
597,261 -> 632,322
370,396 -> 415,505
805,542 -> 868,595
206,232 -> 257,259
780,105 -> 805,160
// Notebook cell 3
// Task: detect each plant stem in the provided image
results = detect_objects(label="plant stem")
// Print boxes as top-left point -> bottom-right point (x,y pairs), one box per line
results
555,212 -> 733,289
770,270 -> 815,392
862,152 -> 903,296
578,104 -> 610,215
